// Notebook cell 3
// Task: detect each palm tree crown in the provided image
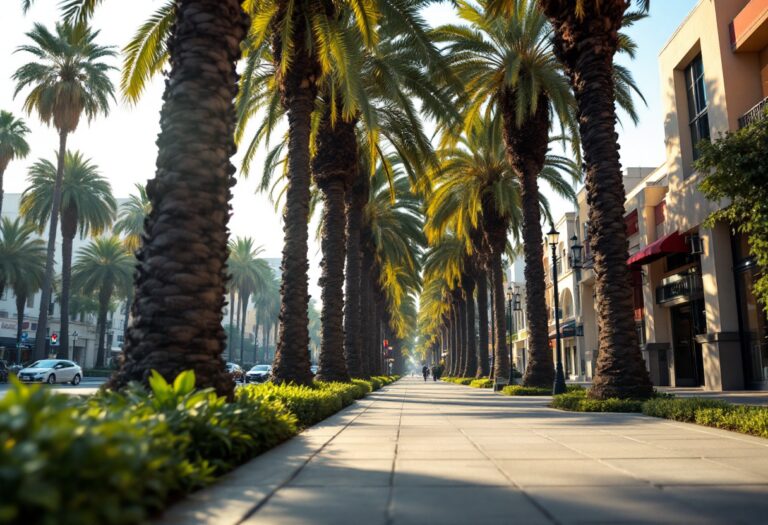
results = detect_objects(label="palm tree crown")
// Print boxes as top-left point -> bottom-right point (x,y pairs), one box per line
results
0,110 -> 30,169
114,183 -> 150,252
0,218 -> 45,297
13,22 -> 116,134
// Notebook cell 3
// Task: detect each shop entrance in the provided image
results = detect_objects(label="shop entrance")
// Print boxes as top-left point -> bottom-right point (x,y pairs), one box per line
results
671,304 -> 705,386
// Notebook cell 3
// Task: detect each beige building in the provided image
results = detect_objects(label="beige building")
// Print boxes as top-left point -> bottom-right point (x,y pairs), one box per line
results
567,0 -> 768,391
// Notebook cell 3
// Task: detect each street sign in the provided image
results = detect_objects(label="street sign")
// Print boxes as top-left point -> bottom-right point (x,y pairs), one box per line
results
50,333 -> 60,346
21,332 -> 28,341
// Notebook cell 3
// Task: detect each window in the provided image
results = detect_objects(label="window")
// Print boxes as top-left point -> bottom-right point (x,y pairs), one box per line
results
625,210 -> 639,237
26,294 -> 34,308
684,54 -> 710,163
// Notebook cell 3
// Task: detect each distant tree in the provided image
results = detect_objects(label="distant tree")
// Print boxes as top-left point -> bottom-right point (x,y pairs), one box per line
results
697,110 -> 768,311
0,111 -> 31,217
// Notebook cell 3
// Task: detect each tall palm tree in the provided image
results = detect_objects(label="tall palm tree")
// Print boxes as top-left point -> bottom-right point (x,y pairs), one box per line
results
253,270 -> 280,362
107,0 -> 249,397
0,217 -> 45,306
72,236 -> 133,368
0,218 -> 45,362
228,237 -> 271,364
437,0 -> 646,387
532,0 -> 653,399
21,150 -> 116,357
113,183 -> 150,253
0,111 -> 31,218
13,21 -> 115,361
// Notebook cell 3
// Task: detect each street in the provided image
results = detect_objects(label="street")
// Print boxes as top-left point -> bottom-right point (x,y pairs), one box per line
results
0,377 -> 107,399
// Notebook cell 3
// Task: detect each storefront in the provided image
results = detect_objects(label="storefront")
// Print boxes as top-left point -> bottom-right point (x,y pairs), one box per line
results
733,234 -> 768,390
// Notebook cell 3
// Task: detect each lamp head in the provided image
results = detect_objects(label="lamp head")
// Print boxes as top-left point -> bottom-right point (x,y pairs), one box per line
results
547,226 -> 560,247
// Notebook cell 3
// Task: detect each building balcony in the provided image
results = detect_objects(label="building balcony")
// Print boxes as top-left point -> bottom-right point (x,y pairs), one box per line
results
656,271 -> 704,306
730,0 -> 768,52
739,95 -> 768,128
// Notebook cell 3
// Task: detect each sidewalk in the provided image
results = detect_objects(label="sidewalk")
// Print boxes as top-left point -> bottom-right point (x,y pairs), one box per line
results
158,377 -> 768,525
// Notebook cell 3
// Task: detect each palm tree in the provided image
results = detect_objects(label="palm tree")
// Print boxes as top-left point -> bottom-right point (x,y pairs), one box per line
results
0,217 -> 46,320
13,21 -> 115,361
253,271 -> 280,363
531,0 -> 654,399
228,237 -> 271,364
425,115 -> 578,381
0,111 -> 31,218
71,236 -> 133,368
20,150 -> 116,357
0,218 -> 46,362
107,0 -> 249,397
114,183 -> 150,253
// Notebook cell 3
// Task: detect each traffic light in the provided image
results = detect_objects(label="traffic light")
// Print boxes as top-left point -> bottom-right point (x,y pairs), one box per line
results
50,333 -> 59,346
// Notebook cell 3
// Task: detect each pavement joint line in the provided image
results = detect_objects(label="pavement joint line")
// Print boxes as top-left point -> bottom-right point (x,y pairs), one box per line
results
234,385 -> 388,524
384,382 -> 408,525
447,387 -> 561,525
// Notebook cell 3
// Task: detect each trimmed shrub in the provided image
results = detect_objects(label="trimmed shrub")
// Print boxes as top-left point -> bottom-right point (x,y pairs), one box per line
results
317,381 -> 368,406
351,379 -> 373,395
552,391 -> 644,413
240,382 -> 342,428
0,371 -> 297,525
442,377 -> 474,385
368,377 -> 383,390
469,378 -> 493,389
501,385 -> 552,396
694,405 -> 768,438
641,397 -> 730,422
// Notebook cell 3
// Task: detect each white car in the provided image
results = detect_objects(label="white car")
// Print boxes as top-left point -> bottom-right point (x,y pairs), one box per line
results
245,364 -> 272,384
17,359 -> 83,385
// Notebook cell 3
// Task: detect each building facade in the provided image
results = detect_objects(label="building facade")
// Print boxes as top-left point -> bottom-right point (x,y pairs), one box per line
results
536,0 -> 768,391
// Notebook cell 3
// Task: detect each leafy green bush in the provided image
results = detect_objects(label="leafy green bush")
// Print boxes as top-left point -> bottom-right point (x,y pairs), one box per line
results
351,379 -> 373,394
0,372 -> 297,525
469,378 -> 493,388
368,377 -> 383,390
317,381 -> 368,406
552,391 -> 644,413
501,385 -> 552,396
442,377 -> 474,385
694,405 -> 768,438
641,397 -> 730,422
240,382 -> 342,428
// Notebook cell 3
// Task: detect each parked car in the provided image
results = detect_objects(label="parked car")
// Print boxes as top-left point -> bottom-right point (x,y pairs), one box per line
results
245,364 -> 272,383
225,362 -> 244,382
0,361 -> 9,383
17,359 -> 82,385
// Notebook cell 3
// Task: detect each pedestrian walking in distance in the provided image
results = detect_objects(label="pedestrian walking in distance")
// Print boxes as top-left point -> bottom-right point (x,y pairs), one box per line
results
422,364 -> 429,382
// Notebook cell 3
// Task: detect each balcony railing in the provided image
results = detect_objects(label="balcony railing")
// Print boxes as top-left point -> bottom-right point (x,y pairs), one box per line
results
738,96 -> 768,129
656,272 -> 704,305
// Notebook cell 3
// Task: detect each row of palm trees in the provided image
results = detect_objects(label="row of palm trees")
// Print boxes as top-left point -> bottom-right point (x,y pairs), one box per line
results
10,0 -> 655,400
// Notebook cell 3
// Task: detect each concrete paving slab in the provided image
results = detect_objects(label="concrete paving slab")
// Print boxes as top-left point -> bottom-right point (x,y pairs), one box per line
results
156,377 -> 768,524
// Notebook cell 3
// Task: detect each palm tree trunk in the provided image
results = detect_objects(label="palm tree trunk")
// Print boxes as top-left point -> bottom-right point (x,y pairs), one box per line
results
59,207 -> 77,359
108,0 -> 248,397
15,292 -> 25,363
359,243 -> 374,378
457,294 -> 466,376
33,129 -> 68,361
315,177 -> 350,382
240,294 -> 248,365
95,285 -> 111,368
501,92 -> 554,388
343,170 -> 365,378
271,21 -> 318,386
476,270 -> 489,377
490,250 -> 510,381
463,277 -> 478,377
540,1 -> 653,400
450,306 -> 459,376
0,164 -> 6,221
228,290 -> 235,360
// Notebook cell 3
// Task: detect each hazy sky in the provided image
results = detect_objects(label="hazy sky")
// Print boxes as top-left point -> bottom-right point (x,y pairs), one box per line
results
0,0 -> 698,303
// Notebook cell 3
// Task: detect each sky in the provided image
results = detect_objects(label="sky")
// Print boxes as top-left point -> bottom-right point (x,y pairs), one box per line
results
0,0 -> 699,303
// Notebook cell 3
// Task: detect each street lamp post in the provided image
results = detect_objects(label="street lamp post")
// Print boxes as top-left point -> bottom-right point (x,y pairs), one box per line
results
513,285 -> 522,373
506,285 -> 514,384
548,225 -> 567,395
71,330 -> 79,362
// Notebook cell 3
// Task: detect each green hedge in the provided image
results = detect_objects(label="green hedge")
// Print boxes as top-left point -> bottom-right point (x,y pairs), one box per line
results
0,371 -> 396,524
441,377 -> 474,385
551,389 -> 644,412
469,378 -> 493,389
642,397 -> 768,438
502,384 -> 584,397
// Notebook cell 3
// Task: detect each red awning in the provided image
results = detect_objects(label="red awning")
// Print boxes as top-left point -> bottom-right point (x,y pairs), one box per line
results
627,231 -> 688,267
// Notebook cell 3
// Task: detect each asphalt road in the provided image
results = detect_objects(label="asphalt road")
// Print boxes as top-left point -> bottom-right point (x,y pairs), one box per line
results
0,376 -> 107,399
